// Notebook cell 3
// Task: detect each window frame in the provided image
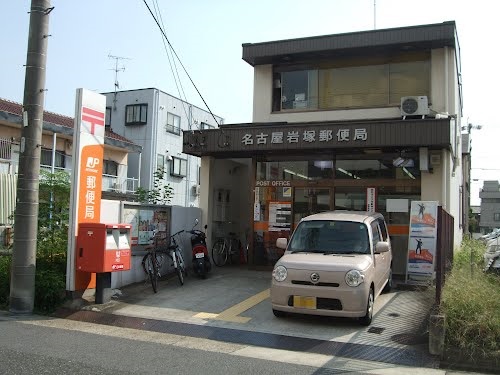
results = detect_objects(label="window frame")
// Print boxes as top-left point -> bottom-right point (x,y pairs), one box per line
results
166,112 -> 181,135
105,106 -> 112,127
103,159 -> 118,176
273,54 -> 430,112
170,156 -> 187,177
494,213 -> 500,222
200,122 -> 215,130
125,103 -> 148,125
40,148 -> 65,169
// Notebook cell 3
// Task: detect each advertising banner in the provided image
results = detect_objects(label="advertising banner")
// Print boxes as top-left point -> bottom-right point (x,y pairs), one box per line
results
66,89 -> 106,292
406,201 -> 438,281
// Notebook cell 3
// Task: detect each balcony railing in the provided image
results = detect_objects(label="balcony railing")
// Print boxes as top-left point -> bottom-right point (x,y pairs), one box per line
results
39,165 -> 138,193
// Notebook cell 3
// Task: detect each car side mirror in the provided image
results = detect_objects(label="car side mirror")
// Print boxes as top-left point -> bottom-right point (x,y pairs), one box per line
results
375,241 -> 390,254
276,238 -> 287,249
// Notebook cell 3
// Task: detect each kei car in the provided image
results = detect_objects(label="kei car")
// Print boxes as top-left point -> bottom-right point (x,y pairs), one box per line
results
271,210 -> 392,326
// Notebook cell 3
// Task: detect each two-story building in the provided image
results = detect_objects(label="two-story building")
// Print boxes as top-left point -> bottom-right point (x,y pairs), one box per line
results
183,21 -> 465,276
0,97 -> 142,224
479,180 -> 500,233
102,88 -> 223,207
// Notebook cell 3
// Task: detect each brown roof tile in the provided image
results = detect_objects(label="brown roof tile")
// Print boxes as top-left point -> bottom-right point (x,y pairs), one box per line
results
0,98 -> 137,146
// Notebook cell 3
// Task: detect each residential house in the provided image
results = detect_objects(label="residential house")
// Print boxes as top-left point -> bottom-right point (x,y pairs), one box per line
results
183,21 -> 465,275
101,88 -> 223,208
479,180 -> 500,233
0,97 -> 141,224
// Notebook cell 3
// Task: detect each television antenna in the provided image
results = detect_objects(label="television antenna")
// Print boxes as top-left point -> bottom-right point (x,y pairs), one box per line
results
108,54 -> 131,110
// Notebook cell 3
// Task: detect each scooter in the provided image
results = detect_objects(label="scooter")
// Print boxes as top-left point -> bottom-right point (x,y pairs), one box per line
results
188,219 -> 211,278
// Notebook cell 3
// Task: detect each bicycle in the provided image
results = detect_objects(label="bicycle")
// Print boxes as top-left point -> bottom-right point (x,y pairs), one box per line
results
167,229 -> 188,285
211,232 -> 242,267
141,230 -> 188,292
142,231 -> 165,293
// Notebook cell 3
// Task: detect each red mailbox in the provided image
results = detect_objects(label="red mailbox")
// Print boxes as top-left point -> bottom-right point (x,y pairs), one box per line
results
76,223 -> 132,273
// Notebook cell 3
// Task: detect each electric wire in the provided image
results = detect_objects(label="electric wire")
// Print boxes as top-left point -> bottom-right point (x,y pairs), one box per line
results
142,0 -> 221,127
151,0 -> 190,125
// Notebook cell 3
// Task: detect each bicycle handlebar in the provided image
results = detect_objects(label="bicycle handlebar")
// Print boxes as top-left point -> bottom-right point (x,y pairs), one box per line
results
171,229 -> 185,237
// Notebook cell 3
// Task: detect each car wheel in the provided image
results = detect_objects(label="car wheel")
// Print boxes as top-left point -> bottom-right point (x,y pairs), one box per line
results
359,288 -> 374,326
272,309 -> 286,318
383,269 -> 392,293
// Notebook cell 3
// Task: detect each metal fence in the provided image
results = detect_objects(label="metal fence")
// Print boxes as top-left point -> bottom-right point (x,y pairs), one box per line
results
435,206 -> 454,305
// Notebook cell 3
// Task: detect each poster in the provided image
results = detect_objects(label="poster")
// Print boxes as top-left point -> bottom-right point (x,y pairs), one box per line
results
406,201 -> 438,279
268,201 -> 291,232
123,207 -> 139,245
366,187 -> 376,213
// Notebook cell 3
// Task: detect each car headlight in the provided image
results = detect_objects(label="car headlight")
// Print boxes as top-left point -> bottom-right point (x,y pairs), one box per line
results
273,265 -> 287,282
345,269 -> 365,287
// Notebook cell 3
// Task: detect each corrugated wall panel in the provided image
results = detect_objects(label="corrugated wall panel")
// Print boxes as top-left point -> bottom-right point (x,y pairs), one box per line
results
0,173 -> 17,224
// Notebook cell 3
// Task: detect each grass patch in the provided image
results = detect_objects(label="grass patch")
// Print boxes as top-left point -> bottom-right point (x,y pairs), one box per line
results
441,238 -> 500,361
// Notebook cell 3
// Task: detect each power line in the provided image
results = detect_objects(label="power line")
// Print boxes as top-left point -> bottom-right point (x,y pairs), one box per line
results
142,0 -> 220,127
150,0 -> 190,125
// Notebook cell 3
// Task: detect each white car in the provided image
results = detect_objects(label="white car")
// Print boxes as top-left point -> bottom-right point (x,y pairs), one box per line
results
271,210 -> 392,326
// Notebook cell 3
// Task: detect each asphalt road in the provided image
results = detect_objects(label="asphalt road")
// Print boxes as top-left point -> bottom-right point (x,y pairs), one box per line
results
0,317 -> 316,375
0,313 -> 490,375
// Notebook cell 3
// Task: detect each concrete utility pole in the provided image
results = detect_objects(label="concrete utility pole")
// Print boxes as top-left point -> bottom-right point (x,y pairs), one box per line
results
10,0 -> 52,314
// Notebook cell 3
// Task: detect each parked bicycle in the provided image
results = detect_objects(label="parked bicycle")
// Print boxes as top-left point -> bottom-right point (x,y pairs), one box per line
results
142,229 -> 188,293
211,232 -> 243,267
168,229 -> 188,285
142,231 -> 164,293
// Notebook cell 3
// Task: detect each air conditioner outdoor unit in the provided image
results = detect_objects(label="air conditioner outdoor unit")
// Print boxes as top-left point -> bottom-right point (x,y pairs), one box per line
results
400,96 -> 430,117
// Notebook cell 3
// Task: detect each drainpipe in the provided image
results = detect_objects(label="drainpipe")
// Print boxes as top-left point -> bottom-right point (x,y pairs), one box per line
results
49,132 -> 56,223
185,104 -> 192,207
51,132 -> 56,173
443,47 -> 450,209
137,151 -> 142,192
150,89 -> 158,190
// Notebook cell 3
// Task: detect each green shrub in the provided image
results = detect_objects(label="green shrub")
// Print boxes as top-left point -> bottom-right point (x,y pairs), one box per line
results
0,171 -> 70,313
34,263 -> 66,313
0,256 -> 11,308
442,239 -> 500,360
453,236 -> 485,270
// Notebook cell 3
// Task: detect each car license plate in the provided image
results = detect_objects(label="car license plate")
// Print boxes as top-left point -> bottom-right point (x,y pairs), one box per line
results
293,296 -> 316,309
195,253 -> 204,258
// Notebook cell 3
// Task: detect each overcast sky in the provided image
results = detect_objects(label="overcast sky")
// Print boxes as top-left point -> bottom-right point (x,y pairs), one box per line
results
1,0 -> 498,205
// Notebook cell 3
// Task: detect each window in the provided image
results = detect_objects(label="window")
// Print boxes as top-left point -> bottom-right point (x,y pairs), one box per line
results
157,154 -> 165,171
125,104 -> 148,125
371,222 -> 381,250
0,138 -> 12,160
494,213 -> 500,221
273,55 -> 430,111
166,112 -> 181,135
377,218 -> 388,241
103,160 -> 118,176
170,156 -> 187,177
201,122 -> 215,130
105,107 -> 112,127
41,148 -> 65,168
280,70 -> 318,110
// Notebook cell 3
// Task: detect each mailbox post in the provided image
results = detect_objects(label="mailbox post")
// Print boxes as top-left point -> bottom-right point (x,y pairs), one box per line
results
76,223 -> 131,303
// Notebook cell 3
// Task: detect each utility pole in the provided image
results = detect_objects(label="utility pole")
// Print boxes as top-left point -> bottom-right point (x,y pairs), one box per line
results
10,0 -> 52,314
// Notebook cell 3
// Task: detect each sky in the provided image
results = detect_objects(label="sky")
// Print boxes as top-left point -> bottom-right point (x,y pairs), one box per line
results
1,0 -> 499,205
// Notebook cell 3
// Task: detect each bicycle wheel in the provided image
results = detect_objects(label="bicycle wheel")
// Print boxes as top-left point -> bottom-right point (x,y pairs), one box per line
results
212,239 -> 228,267
142,253 -> 158,293
175,250 -> 184,285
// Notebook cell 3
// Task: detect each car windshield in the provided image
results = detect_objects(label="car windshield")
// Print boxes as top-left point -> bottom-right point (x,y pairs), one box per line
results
288,220 -> 370,254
